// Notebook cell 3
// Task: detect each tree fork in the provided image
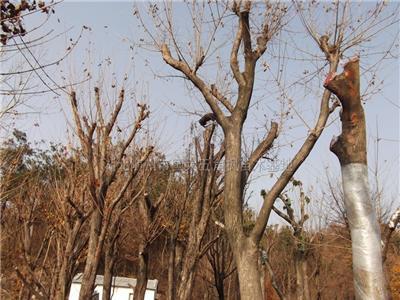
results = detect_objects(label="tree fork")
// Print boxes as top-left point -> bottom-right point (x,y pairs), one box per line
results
324,57 -> 388,299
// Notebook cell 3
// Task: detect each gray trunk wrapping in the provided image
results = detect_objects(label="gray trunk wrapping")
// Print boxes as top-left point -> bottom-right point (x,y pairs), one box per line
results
341,163 -> 387,299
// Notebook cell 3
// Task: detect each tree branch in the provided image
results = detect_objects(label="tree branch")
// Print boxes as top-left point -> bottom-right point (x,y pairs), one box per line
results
250,59 -> 339,243
161,44 -> 228,128
272,205 -> 293,226
247,122 -> 279,174
383,207 -> 400,262
230,9 -> 246,86
210,84 -> 234,113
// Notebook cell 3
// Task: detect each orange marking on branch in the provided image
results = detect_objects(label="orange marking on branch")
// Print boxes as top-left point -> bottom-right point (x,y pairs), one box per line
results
351,113 -> 358,125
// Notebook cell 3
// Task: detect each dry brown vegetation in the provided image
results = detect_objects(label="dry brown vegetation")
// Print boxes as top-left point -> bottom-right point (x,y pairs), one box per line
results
1,1 -> 399,300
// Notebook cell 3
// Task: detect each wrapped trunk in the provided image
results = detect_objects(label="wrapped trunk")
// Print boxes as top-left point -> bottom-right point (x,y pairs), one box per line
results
324,57 -> 388,299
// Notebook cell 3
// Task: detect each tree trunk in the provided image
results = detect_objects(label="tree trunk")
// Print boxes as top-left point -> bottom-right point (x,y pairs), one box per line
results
176,270 -> 195,300
301,259 -> 310,300
167,237 -> 176,300
55,219 -> 83,300
79,210 -> 102,300
294,251 -> 310,300
102,218 -> 121,300
177,237 -> 209,300
102,250 -> 115,300
235,240 -> 263,300
176,238 -> 199,300
324,57 -> 388,299
223,128 -> 264,300
55,262 -> 69,300
216,277 -> 225,300
176,224 -> 209,299
134,244 -> 148,300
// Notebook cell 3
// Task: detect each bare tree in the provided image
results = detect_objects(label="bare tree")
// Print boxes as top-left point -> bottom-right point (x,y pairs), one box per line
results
133,171 -> 167,300
161,124 -> 224,300
271,179 -> 312,300
67,85 -> 153,300
175,124 -> 224,300
382,207 -> 400,262
49,153 -> 90,300
98,145 -> 159,300
138,1 -> 339,298
137,1 -> 397,298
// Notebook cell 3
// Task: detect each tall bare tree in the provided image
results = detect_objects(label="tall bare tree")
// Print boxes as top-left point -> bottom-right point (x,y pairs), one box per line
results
50,152 -> 90,300
174,124 -> 224,300
68,86 -> 153,300
138,1 -> 397,298
139,1 -> 338,297
160,125 -> 224,300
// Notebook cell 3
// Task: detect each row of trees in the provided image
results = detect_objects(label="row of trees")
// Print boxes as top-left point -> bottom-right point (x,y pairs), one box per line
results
1,127 -> 399,299
1,1 -> 399,299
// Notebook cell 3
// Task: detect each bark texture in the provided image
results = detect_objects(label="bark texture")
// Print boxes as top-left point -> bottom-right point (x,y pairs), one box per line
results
79,209 -> 102,300
134,244 -> 148,300
324,58 -> 388,299
69,88 -> 151,300
160,3 -> 338,298
167,237 -> 177,300
176,125 -> 224,300
55,218 -> 86,300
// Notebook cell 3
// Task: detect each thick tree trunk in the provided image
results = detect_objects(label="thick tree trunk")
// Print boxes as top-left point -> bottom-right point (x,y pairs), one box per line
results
134,244 -> 148,300
235,240 -> 263,300
224,129 -> 264,300
79,210 -> 102,300
324,57 -> 388,299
